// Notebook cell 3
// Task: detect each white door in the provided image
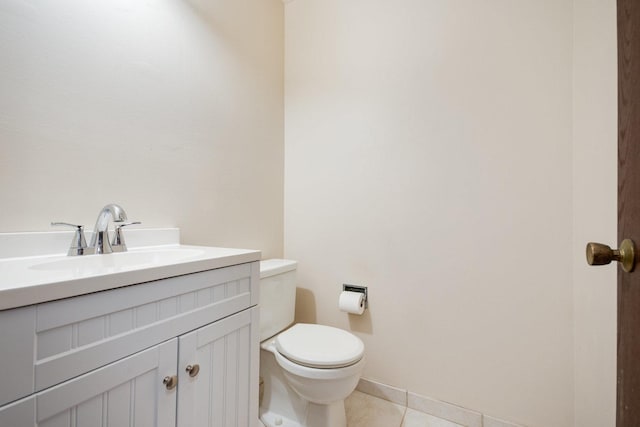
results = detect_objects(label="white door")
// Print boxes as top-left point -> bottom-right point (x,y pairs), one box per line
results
32,338 -> 176,427
177,308 -> 259,427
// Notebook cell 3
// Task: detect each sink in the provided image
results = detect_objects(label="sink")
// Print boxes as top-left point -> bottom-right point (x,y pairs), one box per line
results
29,247 -> 205,273
0,232 -> 260,311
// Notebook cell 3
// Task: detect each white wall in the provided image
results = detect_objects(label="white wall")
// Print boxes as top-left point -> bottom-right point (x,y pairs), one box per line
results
284,1 -> 574,426
0,0 -> 284,257
572,0 -> 617,426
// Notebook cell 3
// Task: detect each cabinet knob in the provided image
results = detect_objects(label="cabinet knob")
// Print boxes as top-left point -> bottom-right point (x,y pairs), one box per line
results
186,364 -> 200,378
163,375 -> 178,390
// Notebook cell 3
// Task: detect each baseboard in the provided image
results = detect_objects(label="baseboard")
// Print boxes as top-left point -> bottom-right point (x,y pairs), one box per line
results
356,378 -> 526,427
356,377 -> 407,406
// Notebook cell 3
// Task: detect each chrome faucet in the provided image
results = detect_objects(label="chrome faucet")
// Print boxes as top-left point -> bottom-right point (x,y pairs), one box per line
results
53,204 -> 140,255
89,204 -> 128,254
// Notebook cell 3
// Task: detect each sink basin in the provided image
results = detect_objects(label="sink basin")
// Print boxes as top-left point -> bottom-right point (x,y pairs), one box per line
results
29,247 -> 206,273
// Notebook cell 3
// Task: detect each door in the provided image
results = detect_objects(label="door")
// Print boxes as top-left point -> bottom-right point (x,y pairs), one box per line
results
588,1 -> 640,425
0,339 -> 178,427
617,0 -> 640,425
177,307 -> 259,427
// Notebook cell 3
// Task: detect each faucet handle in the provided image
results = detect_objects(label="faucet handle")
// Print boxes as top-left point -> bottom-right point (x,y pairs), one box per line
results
111,221 -> 141,252
51,222 -> 82,229
51,222 -> 95,256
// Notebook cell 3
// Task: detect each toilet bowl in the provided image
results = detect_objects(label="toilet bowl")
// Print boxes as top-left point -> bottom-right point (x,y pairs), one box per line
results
259,260 -> 365,427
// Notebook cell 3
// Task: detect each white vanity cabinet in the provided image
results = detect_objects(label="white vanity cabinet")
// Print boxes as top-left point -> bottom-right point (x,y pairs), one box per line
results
0,260 -> 260,427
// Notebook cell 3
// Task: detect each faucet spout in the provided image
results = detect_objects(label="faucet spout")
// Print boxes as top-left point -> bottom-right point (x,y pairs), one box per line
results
90,204 -> 128,254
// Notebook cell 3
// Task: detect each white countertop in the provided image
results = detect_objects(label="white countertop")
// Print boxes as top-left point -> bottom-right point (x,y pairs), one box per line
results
0,230 -> 260,310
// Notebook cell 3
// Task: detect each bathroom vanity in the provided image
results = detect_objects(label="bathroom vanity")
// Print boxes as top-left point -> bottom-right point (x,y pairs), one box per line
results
0,230 -> 261,427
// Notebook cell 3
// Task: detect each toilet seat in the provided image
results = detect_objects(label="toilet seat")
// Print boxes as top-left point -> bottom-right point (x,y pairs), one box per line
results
275,323 -> 364,369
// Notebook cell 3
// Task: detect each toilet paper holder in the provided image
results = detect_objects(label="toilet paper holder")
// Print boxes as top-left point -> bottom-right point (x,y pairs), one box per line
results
342,284 -> 368,309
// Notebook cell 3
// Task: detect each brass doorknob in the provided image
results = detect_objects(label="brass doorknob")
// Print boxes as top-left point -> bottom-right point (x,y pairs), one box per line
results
586,239 -> 636,272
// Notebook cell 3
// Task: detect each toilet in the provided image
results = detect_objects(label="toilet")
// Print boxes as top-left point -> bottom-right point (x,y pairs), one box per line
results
259,259 -> 365,427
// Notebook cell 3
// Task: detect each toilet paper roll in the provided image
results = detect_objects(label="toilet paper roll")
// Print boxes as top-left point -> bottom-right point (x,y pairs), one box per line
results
339,291 -> 365,315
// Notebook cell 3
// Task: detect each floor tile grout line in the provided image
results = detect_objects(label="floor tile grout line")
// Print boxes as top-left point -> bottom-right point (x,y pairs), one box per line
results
398,390 -> 408,427
398,405 -> 407,427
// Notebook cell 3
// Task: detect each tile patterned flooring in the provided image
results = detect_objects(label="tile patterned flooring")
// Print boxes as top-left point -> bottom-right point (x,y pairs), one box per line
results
345,391 -> 463,427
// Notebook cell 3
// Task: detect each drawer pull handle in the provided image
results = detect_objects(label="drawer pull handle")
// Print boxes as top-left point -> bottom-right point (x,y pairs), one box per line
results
186,364 -> 200,378
163,375 -> 178,390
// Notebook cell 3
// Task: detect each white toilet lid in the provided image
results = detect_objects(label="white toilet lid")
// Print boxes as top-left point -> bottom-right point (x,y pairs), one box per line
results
275,323 -> 364,369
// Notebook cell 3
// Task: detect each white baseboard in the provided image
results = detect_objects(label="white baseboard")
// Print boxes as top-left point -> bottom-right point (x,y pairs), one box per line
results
356,378 -> 407,406
356,378 -> 526,427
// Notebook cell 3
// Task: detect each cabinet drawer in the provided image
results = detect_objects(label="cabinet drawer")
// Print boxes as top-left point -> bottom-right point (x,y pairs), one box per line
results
0,261 -> 259,406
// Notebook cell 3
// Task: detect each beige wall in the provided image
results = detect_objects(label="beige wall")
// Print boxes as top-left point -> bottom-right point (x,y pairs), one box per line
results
0,1 -> 619,425
284,1 -> 574,426
572,0 -> 617,426
0,0 -> 284,258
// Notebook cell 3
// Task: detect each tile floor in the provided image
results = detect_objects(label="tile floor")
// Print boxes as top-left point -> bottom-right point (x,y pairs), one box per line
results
345,391 -> 463,427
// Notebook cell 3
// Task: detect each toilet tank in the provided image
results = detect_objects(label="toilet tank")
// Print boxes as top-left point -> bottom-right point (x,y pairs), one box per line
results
259,259 -> 298,341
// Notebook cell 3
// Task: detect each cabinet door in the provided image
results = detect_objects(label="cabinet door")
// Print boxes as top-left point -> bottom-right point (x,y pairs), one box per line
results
0,306 -> 36,407
0,395 -> 35,427
177,307 -> 259,427
35,339 -> 177,427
